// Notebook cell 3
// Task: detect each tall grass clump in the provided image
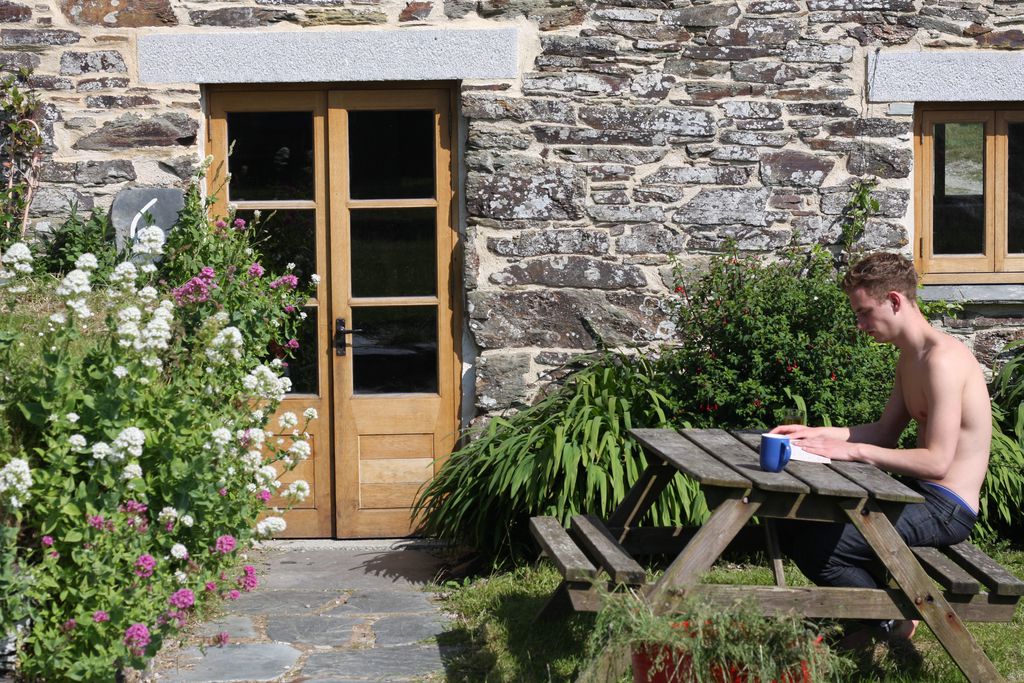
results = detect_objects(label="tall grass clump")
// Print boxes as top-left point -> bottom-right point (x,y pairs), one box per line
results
981,339 -> 1024,541
414,353 -> 707,562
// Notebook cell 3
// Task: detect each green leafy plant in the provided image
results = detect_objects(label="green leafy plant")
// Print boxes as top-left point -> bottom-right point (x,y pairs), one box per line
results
839,177 -> 880,257
0,70 -> 43,246
980,340 -> 1024,541
413,353 -> 706,563
659,245 -> 897,430
36,205 -> 119,279
585,590 -> 849,683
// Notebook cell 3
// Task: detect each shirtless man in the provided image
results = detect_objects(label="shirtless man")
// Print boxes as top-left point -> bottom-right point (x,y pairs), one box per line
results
771,251 -> 991,640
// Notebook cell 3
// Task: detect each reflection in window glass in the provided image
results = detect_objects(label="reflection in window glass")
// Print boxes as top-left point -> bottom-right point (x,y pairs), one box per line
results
227,111 -> 314,201
238,210 -> 317,284
1009,123 -> 1024,253
351,208 -> 436,298
349,110 -> 434,200
273,306 -> 318,395
352,306 -> 437,394
933,122 -> 985,255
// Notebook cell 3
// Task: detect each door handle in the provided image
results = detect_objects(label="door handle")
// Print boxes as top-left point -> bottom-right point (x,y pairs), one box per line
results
334,318 -> 363,356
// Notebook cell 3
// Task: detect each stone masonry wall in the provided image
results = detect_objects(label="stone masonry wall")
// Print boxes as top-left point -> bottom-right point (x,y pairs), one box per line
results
3,0 -> 1024,414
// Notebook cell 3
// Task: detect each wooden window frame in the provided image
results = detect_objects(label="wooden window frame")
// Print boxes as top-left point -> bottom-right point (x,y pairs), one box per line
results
916,103 -> 1024,284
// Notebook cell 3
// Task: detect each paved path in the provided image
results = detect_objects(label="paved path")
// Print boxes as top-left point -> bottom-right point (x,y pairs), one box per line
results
146,540 -> 454,682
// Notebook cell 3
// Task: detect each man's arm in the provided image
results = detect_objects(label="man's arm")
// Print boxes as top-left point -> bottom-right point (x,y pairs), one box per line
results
795,354 -> 962,479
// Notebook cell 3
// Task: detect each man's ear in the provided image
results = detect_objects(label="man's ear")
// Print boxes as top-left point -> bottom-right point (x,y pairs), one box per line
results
887,291 -> 902,313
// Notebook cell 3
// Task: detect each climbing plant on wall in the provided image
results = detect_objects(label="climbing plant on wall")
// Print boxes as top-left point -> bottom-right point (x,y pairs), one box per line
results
0,70 -> 43,246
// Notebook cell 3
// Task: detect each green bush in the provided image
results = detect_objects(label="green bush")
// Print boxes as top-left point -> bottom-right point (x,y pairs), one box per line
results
413,353 -> 707,562
658,245 -> 897,430
35,205 -> 119,279
0,180 -> 318,680
981,340 -> 1024,541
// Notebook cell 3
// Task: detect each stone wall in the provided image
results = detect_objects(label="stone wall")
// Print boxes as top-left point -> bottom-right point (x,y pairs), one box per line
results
3,0 -> 1024,412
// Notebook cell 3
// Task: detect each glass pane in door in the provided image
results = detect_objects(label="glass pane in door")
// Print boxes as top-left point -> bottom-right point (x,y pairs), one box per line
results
1008,123 -> 1024,254
276,306 -> 319,395
349,110 -> 434,199
351,208 -> 436,297
239,210 -> 317,283
227,112 -> 314,201
351,306 -> 437,394
932,122 -> 985,255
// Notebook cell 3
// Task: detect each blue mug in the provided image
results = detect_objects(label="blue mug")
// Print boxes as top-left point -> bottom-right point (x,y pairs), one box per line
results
759,434 -> 792,472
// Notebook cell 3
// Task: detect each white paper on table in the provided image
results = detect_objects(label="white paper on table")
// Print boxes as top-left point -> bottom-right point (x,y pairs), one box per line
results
789,443 -> 831,463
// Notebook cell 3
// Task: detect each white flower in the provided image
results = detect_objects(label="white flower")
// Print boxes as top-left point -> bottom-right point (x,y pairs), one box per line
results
109,261 -> 138,289
310,273 -> 321,285
285,480 -> 310,502
1,242 -> 33,275
288,440 -> 311,461
113,366 -> 128,379
170,543 -> 189,560
278,412 -> 298,430
132,226 -> 165,258
68,434 -> 87,450
75,253 -> 98,271
242,365 -> 290,402
237,428 -> 265,449
66,298 -> 92,319
141,263 -> 157,274
303,407 -> 318,421
206,327 -> 244,365
241,450 -> 263,471
158,506 -> 178,523
211,427 -> 232,447
256,465 -> 279,487
286,262 -> 295,270
112,426 -> 145,460
138,286 -> 158,303
255,516 -> 287,537
0,458 -> 32,510
56,269 -> 91,297
49,313 -> 66,325
91,442 -> 111,461
66,412 -> 80,424
122,462 -> 143,480
180,514 -> 194,528
175,570 -> 189,584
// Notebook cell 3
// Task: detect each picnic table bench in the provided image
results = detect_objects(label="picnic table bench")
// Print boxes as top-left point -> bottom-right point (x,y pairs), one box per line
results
530,428 -> 1024,683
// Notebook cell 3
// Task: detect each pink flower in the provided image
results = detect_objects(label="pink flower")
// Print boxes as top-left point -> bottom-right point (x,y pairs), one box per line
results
285,338 -> 299,350
168,588 -> 195,610
165,521 -> 175,532
93,610 -> 110,623
227,590 -> 240,600
214,535 -> 236,554
48,550 -> 59,559
258,489 -> 271,502
233,218 -> 246,231
284,305 -> 295,313
124,623 -> 151,656
218,487 -> 227,497
41,536 -> 54,547
248,263 -> 264,277
214,220 -> 227,229
239,573 -> 258,592
199,266 -> 216,279
134,553 -> 157,578
215,631 -> 230,647
61,619 -> 76,632
122,500 -> 147,514
269,275 -> 299,290
205,581 -> 217,592
87,515 -> 106,529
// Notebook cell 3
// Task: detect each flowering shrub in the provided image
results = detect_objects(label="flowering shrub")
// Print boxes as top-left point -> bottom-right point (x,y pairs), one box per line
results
0,177 -> 316,680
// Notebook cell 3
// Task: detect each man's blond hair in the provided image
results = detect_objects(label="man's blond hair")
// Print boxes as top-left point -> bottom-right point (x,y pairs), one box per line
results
842,252 -> 918,302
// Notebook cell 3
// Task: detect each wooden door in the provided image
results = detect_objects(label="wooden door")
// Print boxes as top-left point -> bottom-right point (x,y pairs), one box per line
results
207,86 -> 459,538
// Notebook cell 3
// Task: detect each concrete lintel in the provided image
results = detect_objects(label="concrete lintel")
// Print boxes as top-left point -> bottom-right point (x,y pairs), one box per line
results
868,51 -> 1024,103
138,28 -> 518,84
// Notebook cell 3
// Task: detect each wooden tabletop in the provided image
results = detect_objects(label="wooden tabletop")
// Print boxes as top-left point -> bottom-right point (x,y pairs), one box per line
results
630,427 -> 924,505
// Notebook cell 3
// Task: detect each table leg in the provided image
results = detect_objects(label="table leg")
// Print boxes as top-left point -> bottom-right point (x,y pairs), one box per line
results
647,490 -> 761,612
764,520 -> 786,587
844,503 -> 1005,683
607,461 -> 677,537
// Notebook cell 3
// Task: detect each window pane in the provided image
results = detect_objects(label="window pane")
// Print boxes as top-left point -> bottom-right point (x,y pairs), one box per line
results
227,111 -> 314,201
273,306 -> 318,395
352,306 -> 437,394
351,208 -> 436,297
932,122 -> 985,255
239,210 -> 316,285
349,110 -> 434,200
1009,122 -> 1024,254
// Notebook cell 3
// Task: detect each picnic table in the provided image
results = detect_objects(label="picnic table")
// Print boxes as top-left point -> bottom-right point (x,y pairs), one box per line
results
530,428 -> 1024,683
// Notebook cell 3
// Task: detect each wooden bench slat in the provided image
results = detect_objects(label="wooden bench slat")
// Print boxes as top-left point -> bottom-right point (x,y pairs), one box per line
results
630,428 -> 750,489
682,428 -> 809,494
829,462 -> 924,503
529,516 -> 598,582
731,430 -> 868,498
571,514 -> 646,585
945,541 -> 1024,596
913,546 -> 980,594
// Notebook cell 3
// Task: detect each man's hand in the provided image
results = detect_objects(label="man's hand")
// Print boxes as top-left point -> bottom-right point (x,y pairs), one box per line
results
789,435 -> 860,461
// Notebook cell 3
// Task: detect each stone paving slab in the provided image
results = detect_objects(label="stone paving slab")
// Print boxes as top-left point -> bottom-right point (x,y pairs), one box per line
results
194,615 -> 259,640
372,614 -> 450,647
301,644 -> 448,680
326,589 -> 436,615
259,548 -> 445,592
266,615 -> 366,647
159,643 -> 301,682
228,589 -> 348,616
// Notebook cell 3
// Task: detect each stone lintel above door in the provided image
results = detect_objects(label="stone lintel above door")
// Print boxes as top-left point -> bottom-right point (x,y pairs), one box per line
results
137,28 -> 518,85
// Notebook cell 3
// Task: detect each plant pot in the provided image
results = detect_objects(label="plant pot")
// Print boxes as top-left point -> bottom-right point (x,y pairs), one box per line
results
631,644 -> 812,683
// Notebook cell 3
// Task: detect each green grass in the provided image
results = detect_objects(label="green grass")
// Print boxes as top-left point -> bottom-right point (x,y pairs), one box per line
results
433,550 -> 1024,682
